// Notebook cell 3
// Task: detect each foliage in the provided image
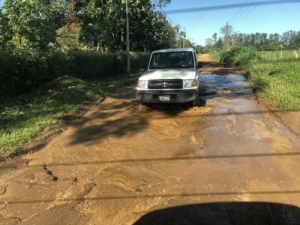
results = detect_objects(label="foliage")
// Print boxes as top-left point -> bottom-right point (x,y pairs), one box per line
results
248,59 -> 300,110
56,23 -> 82,51
2,0 -> 63,49
0,9 -> 13,49
208,51 -> 221,61
219,46 -> 257,66
0,0 -> 181,52
220,23 -> 234,50
78,0 -> 176,51
208,23 -> 300,52
0,49 -> 150,96
69,51 -> 150,79
0,49 -> 52,96
194,45 -> 204,54
0,73 -> 141,155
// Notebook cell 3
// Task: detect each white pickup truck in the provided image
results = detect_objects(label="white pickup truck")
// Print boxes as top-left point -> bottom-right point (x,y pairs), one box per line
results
135,48 -> 201,106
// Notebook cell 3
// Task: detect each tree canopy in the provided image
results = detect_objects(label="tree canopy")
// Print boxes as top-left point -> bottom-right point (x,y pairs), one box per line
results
0,0 -> 189,52
205,23 -> 300,52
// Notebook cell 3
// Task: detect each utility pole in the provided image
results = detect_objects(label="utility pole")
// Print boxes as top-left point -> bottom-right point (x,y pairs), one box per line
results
126,0 -> 130,75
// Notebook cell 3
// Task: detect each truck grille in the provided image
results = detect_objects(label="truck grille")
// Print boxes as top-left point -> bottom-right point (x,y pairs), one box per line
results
148,79 -> 183,89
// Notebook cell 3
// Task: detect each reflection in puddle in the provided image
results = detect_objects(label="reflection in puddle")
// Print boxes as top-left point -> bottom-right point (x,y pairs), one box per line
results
199,74 -> 253,99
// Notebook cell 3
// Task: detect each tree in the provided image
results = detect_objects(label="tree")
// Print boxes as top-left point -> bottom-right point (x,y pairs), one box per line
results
79,0 -> 176,51
282,30 -> 295,49
283,30 -> 300,49
156,0 -> 171,9
0,9 -> 12,48
56,23 -> 81,51
61,0 -> 87,24
212,33 -> 217,44
205,38 -> 213,47
220,22 -> 233,50
215,37 -> 223,50
194,45 -> 204,54
293,32 -> 300,49
2,0 -> 63,49
178,30 -> 186,48
173,24 -> 180,47
266,41 -> 281,51
204,38 -> 214,53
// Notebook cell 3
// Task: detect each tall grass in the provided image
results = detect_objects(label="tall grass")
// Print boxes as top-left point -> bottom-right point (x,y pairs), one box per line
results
255,50 -> 299,60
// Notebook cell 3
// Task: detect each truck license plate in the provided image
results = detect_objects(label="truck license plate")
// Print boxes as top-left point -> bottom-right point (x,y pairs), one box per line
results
159,95 -> 170,101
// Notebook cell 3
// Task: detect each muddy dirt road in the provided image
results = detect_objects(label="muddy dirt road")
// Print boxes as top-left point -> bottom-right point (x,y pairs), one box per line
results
1,54 -> 300,225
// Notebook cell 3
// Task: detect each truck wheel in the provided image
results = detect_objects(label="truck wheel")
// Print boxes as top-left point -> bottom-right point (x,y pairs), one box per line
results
199,97 -> 206,107
193,97 -> 200,107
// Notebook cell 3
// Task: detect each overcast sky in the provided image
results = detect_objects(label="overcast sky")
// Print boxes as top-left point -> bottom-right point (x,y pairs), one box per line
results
160,0 -> 300,46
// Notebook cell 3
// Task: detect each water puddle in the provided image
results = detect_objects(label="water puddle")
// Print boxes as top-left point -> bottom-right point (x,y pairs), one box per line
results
199,74 -> 253,99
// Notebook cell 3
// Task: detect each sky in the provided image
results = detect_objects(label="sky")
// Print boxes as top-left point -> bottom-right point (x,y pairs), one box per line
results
160,0 -> 300,46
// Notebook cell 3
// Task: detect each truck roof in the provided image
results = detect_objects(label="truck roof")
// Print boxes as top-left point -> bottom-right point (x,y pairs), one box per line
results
152,48 -> 196,53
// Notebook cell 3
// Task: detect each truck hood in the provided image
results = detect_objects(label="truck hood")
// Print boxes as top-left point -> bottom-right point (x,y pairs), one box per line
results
139,69 -> 196,80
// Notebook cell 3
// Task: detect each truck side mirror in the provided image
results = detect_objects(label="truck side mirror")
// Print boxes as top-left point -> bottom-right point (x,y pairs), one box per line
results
197,62 -> 202,68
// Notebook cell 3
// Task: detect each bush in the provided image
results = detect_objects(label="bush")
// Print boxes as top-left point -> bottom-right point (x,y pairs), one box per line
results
68,51 -> 150,80
47,51 -> 71,78
0,50 -> 51,96
220,46 -> 257,67
0,49 -> 150,96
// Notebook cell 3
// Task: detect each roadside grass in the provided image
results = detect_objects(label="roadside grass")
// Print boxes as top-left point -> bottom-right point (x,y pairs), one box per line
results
244,59 -> 300,110
255,50 -> 299,60
0,73 -> 141,155
207,51 -> 221,61
217,47 -> 300,111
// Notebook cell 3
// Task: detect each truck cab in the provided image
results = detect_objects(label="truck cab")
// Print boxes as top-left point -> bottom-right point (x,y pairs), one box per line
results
136,48 -> 201,106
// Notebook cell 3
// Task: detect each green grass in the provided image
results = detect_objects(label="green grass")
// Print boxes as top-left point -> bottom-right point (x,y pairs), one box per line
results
207,51 -> 221,61
255,50 -> 299,61
214,48 -> 300,111
246,58 -> 300,110
0,73 -> 141,155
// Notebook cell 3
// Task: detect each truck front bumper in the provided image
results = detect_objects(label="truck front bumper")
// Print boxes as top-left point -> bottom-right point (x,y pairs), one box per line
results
135,89 -> 199,104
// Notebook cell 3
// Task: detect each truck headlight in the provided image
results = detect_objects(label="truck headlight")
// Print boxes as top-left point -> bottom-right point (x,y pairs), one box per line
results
183,79 -> 197,88
136,80 -> 148,89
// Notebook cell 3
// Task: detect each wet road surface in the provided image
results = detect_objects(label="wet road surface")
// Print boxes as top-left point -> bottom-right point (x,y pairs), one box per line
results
1,55 -> 300,224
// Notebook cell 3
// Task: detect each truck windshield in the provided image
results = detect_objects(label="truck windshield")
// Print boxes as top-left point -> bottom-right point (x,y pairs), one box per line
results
149,51 -> 194,69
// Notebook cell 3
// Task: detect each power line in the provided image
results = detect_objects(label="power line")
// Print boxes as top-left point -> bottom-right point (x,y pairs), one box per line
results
164,0 -> 300,14
231,0 -> 263,26
228,0 -> 249,24
230,0 -> 257,25
153,0 -> 194,46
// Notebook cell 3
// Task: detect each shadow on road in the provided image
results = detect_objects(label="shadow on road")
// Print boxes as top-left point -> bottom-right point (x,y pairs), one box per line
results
133,201 -> 300,225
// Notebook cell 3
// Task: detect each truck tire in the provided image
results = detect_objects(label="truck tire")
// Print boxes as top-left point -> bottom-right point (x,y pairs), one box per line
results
193,96 -> 200,107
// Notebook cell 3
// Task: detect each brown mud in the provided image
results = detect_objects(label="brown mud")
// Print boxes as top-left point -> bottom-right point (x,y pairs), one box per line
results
1,54 -> 300,224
